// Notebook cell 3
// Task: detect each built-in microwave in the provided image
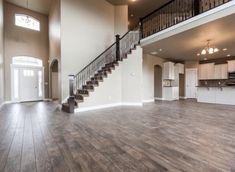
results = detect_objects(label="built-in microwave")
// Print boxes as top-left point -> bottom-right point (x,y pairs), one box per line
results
228,72 -> 235,79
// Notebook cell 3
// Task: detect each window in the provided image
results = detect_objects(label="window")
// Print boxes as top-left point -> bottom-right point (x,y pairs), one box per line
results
23,70 -> 34,77
13,56 -> 43,67
15,14 -> 40,31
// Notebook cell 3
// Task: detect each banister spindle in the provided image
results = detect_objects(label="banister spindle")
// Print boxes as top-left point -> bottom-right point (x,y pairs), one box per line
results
194,0 -> 200,15
116,34 -> 120,61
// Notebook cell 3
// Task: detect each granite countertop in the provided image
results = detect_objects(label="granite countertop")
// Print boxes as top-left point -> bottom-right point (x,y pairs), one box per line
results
197,85 -> 235,88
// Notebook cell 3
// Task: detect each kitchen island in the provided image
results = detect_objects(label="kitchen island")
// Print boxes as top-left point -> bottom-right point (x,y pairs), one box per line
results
197,86 -> 235,105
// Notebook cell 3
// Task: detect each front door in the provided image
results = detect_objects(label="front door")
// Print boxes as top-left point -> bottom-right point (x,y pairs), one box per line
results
186,68 -> 198,99
12,66 -> 43,102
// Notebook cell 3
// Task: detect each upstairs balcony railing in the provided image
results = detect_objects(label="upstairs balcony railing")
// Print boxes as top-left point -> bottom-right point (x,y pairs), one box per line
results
140,0 -> 231,39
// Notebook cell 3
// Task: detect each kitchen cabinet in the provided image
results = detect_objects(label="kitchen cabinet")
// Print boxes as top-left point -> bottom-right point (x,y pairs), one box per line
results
163,62 -> 175,80
214,64 -> 228,79
228,60 -> 235,72
163,87 -> 179,101
197,87 -> 235,105
198,63 -> 215,80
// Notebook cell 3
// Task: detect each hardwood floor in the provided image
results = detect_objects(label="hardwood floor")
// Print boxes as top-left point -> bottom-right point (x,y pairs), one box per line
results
0,100 -> 235,172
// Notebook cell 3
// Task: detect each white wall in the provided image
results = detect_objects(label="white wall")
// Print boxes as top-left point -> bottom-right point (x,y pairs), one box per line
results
122,47 -> 143,104
142,54 -> 166,101
78,46 -> 143,111
114,5 -> 128,36
60,0 -> 128,100
0,0 -> 4,105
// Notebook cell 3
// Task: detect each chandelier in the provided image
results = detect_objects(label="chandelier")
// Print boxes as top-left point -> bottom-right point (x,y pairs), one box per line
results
200,40 -> 219,55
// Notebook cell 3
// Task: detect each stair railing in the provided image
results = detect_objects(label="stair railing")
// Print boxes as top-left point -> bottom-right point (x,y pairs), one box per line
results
68,28 -> 140,100
140,0 -> 231,39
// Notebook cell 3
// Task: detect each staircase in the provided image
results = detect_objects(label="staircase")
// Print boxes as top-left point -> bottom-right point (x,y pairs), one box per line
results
61,0 -> 231,113
62,29 -> 140,113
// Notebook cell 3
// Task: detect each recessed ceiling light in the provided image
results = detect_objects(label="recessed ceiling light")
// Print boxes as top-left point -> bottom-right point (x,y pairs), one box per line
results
227,54 -> 231,57
223,48 -> 227,51
204,58 -> 208,60
197,53 -> 200,56
159,49 -> 162,52
131,0 -> 137,2
151,52 -> 158,55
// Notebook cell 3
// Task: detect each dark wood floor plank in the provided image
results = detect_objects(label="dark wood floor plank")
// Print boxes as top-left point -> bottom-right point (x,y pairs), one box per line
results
3,106 -> 25,172
21,108 -> 37,172
1,100 -> 235,172
30,105 -> 53,172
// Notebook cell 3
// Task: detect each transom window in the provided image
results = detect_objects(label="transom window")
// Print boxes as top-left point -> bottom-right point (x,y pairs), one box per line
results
12,56 -> 43,67
15,14 -> 40,31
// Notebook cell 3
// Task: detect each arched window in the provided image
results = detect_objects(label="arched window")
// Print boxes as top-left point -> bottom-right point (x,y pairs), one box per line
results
15,14 -> 40,31
12,56 -> 43,67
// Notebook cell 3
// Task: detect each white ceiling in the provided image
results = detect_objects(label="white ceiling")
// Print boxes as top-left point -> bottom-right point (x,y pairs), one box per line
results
6,0 -> 53,15
143,14 -> 235,61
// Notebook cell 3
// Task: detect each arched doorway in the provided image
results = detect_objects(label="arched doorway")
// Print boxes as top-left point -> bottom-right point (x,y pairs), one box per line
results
154,65 -> 163,100
11,56 -> 44,102
50,59 -> 59,100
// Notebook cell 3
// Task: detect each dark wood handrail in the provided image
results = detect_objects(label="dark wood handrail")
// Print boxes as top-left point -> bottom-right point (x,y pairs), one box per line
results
140,0 -> 174,21
75,29 -> 134,77
76,42 -> 116,77
140,0 -> 231,39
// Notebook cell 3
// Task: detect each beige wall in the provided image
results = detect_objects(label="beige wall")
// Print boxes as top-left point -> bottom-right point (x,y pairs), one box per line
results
49,0 -> 60,61
122,46 -> 143,103
0,0 -> 4,104
185,61 -> 199,69
114,5 -> 128,36
4,3 -> 49,101
60,0 -> 128,100
49,0 -> 61,101
142,54 -> 166,101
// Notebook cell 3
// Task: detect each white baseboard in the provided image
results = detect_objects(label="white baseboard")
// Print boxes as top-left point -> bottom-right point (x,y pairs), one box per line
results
179,96 -> 187,99
142,99 -> 155,103
155,97 -> 164,101
75,102 -> 143,113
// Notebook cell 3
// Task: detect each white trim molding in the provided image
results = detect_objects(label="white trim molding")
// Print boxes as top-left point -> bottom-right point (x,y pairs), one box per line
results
179,96 -> 187,100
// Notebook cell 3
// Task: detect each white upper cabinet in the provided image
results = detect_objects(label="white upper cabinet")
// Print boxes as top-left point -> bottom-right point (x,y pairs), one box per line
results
214,64 -> 228,79
228,60 -> 235,72
198,63 -> 215,80
163,62 -> 175,80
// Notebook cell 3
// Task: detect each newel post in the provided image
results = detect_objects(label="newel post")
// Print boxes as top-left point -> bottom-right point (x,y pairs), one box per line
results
68,75 -> 75,98
68,75 -> 75,113
116,34 -> 120,61
139,19 -> 143,40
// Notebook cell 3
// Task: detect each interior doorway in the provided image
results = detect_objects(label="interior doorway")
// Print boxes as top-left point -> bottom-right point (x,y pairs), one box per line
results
186,68 -> 198,99
154,65 -> 163,100
11,56 -> 44,102
50,59 -> 59,100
